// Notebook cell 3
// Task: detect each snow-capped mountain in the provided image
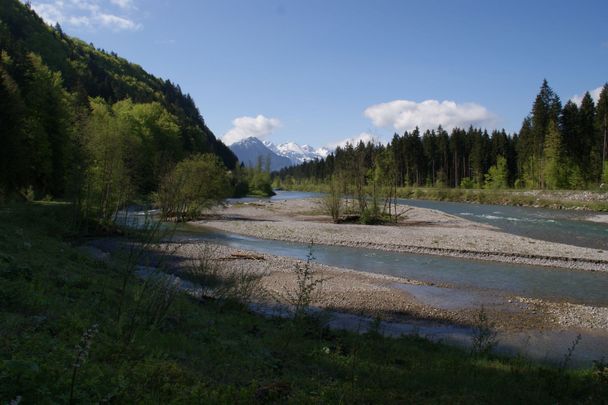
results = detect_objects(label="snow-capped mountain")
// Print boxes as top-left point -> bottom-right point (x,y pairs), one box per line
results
229,137 -> 331,171
263,140 -> 330,165
229,137 -> 292,171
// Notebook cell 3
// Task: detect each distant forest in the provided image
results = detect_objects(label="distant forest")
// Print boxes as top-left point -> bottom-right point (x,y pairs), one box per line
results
0,0 -> 237,200
278,80 -> 608,190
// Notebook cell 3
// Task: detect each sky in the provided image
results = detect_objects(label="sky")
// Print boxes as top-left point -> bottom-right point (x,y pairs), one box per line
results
26,0 -> 608,149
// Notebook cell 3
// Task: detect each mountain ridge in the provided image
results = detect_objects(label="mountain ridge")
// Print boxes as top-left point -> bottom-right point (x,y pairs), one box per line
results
229,137 -> 331,170
229,137 -> 293,171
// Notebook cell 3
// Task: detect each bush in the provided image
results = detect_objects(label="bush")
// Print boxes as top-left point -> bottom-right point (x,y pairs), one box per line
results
460,177 -> 476,189
321,176 -> 343,222
156,154 -> 231,221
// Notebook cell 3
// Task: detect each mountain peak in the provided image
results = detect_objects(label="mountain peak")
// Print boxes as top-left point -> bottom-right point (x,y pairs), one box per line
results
231,137 -> 331,169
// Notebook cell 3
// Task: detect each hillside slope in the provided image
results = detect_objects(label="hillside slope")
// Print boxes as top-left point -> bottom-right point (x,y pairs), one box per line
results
0,0 -> 236,169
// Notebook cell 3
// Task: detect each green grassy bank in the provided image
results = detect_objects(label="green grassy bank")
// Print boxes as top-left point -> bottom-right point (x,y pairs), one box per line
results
1,203 -> 607,403
282,183 -> 608,212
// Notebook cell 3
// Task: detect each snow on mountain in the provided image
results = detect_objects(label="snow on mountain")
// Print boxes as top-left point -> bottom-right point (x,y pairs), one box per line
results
229,137 -> 292,171
229,137 -> 332,171
263,140 -> 329,165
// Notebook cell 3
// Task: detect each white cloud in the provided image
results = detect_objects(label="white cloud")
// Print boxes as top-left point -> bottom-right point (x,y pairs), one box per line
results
97,13 -> 139,30
364,99 -> 498,133
26,0 -> 141,31
30,3 -> 63,24
326,132 -> 381,150
223,115 -> 282,145
109,0 -> 133,9
571,86 -> 603,106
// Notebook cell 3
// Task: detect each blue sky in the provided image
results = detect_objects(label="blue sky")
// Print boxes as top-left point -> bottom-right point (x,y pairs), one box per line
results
29,0 -> 608,148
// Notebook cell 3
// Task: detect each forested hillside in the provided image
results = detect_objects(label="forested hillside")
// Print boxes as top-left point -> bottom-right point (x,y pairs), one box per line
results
279,80 -> 608,191
0,0 -> 237,199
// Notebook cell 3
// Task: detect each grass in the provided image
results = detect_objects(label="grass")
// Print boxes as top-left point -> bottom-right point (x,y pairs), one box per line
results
1,202 -> 607,403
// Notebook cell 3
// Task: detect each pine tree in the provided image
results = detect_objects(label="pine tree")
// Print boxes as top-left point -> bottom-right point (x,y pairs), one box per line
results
578,92 -> 596,182
543,120 -> 566,189
517,118 -> 535,187
521,80 -> 562,187
594,84 -> 608,183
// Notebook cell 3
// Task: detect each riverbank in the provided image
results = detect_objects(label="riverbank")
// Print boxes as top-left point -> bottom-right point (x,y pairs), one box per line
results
196,199 -> 608,272
285,184 -> 608,211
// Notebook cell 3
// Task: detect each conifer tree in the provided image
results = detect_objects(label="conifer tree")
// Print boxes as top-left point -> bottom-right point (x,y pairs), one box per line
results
520,80 -> 561,187
594,84 -> 608,182
543,120 -> 566,189
578,92 -> 596,182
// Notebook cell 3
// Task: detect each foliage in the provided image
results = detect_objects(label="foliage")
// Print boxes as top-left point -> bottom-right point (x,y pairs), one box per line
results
0,0 -> 237,200
156,154 -> 231,221
485,155 -> 509,189
229,159 -> 276,198
79,98 -> 134,224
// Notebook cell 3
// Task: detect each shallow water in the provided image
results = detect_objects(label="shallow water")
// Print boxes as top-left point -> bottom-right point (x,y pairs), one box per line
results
177,226 -> 608,307
396,198 -> 608,250
227,190 -> 324,204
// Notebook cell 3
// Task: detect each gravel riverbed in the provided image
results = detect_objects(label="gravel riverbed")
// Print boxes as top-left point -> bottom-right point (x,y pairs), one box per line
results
167,242 -> 608,333
196,199 -> 608,272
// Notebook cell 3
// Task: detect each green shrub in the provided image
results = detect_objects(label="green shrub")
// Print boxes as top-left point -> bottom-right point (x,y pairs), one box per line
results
156,154 -> 231,221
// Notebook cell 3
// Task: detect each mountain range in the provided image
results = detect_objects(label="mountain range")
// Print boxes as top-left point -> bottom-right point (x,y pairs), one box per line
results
229,137 -> 331,171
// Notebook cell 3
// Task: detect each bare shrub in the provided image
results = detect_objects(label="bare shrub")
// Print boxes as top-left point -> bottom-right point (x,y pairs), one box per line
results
280,243 -> 326,319
321,176 -> 343,222
559,334 -> 582,371
471,306 -> 498,355
184,242 -> 266,304
115,215 -> 178,323
120,272 -> 180,345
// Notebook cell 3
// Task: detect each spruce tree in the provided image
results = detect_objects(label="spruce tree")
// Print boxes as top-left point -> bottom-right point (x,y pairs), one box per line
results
594,84 -> 608,183
578,92 -> 596,182
521,80 -> 562,187
543,120 -> 566,189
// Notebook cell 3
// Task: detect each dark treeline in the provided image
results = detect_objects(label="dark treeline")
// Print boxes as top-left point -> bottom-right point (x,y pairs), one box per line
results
278,80 -> 608,190
0,0 -> 237,200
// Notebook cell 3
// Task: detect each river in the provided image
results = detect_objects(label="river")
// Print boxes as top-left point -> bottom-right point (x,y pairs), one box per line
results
121,192 -> 608,366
